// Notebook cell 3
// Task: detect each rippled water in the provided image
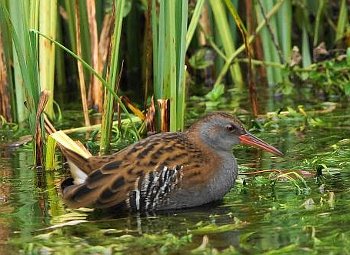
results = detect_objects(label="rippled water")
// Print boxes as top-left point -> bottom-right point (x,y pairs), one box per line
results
1,102 -> 350,254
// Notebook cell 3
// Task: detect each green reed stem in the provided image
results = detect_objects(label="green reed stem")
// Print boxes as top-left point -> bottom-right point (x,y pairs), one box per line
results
186,0 -> 205,50
39,0 -> 57,118
209,0 -> 243,87
100,0 -> 125,153
33,31 -> 139,140
335,0 -> 348,42
175,0 -> 188,131
1,1 -> 43,164
277,0 -> 291,59
153,0 -> 188,131
214,0 -> 285,87
313,0 -> 325,47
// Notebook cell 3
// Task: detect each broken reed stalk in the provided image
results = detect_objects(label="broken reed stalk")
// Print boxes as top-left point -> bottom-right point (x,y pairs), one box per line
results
157,99 -> 169,132
35,90 -> 50,166
145,96 -> 156,134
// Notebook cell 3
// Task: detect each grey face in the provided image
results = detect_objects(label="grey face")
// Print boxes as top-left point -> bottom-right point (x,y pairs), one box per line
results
198,115 -> 246,152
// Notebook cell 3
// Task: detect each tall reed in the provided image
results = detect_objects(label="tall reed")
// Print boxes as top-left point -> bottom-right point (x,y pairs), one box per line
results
254,0 -> 283,85
39,0 -> 57,118
152,0 -> 188,131
99,0 -> 125,153
335,0 -> 348,42
209,0 -> 243,87
0,0 -> 348,150
0,1 -> 44,164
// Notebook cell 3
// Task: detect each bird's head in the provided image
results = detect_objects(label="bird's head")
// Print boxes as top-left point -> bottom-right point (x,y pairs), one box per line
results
188,112 -> 283,156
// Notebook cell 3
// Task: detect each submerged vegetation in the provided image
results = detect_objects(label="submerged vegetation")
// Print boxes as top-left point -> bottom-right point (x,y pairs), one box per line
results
0,0 -> 349,158
0,0 -> 349,254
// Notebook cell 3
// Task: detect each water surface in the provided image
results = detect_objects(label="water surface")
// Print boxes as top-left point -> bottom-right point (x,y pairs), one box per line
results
1,101 -> 350,254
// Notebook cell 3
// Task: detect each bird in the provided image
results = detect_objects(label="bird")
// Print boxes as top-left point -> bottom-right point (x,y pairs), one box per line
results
58,112 -> 283,212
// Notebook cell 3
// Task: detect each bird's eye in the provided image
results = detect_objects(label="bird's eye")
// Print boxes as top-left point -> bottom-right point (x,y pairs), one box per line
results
226,125 -> 235,132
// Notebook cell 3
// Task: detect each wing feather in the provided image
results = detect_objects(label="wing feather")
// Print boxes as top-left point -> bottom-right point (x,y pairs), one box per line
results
61,132 -> 217,210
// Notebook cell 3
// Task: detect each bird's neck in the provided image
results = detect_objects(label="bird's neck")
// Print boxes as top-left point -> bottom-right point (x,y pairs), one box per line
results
191,127 -> 238,195
205,152 -> 238,202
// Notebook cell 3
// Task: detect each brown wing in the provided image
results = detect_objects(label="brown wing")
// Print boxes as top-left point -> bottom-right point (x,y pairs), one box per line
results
62,132 -> 216,209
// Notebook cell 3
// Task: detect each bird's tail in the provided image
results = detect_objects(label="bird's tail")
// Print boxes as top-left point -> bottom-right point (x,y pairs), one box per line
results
50,131 -> 96,184
45,118 -> 101,208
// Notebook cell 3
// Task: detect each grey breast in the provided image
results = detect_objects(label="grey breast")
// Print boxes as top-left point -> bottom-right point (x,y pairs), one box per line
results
159,152 -> 237,210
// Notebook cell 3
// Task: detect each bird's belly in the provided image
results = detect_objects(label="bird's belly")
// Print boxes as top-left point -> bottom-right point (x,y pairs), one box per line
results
158,156 -> 238,210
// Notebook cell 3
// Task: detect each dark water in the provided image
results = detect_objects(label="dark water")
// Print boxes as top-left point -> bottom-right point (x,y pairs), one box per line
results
1,101 -> 350,254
